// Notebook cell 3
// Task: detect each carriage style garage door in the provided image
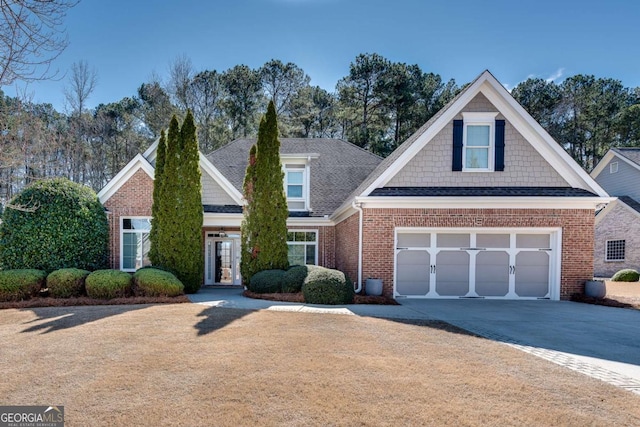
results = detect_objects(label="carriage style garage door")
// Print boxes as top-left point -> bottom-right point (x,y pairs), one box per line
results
394,228 -> 561,300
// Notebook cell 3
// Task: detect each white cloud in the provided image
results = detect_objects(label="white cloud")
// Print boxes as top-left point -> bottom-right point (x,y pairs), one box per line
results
545,68 -> 565,83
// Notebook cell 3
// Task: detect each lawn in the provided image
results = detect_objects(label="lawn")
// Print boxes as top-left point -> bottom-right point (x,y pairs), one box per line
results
1,304 -> 639,426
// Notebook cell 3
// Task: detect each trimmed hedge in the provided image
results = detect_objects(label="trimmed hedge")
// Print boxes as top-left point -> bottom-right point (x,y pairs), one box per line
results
302,266 -> 354,305
85,270 -> 132,299
248,269 -> 285,293
611,269 -> 640,282
0,178 -> 109,272
47,268 -> 90,298
282,265 -> 309,293
133,268 -> 184,297
0,269 -> 47,301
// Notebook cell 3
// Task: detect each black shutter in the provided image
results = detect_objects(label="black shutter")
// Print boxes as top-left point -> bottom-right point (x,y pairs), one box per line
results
494,119 -> 505,172
452,119 -> 463,171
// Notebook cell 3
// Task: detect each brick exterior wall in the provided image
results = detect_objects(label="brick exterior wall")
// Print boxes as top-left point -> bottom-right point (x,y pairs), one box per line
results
594,203 -> 640,277
103,169 -> 154,269
360,208 -> 594,300
335,213 -> 360,286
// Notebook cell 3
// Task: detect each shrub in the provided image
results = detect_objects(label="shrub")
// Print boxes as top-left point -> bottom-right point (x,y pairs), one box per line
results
47,268 -> 90,298
302,266 -> 354,305
0,178 -> 109,273
133,268 -> 184,297
282,265 -> 310,293
0,269 -> 46,301
248,269 -> 286,293
85,270 -> 132,299
611,269 -> 640,282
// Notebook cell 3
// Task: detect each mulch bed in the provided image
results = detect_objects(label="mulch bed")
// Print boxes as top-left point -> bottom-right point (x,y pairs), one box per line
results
0,295 -> 190,310
243,290 -> 399,305
570,293 -> 640,311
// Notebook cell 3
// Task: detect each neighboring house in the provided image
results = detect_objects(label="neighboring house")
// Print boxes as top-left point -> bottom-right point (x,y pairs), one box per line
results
98,70 -> 609,300
591,148 -> 640,277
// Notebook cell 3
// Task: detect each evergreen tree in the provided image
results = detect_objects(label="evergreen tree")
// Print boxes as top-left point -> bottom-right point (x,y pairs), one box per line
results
149,113 -> 203,293
176,110 -> 204,292
240,144 -> 258,284
241,101 -> 289,280
149,129 -> 167,265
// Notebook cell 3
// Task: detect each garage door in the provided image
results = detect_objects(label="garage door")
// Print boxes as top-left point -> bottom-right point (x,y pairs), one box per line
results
395,229 -> 559,300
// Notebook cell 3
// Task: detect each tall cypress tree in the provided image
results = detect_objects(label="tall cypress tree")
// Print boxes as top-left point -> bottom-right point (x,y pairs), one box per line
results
177,110 -> 203,292
149,129 -> 167,265
252,101 -> 289,273
240,144 -> 258,284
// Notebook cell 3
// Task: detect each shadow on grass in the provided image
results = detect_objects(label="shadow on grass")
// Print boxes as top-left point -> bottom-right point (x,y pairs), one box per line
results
20,304 -> 151,334
194,306 -> 255,336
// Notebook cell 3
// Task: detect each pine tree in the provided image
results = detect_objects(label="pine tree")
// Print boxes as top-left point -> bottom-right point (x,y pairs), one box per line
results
149,129 -> 167,265
241,101 -> 289,280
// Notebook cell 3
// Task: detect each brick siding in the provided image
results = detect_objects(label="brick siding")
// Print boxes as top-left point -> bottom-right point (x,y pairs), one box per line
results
103,169 -> 154,269
360,208 -> 594,300
335,213 -> 360,285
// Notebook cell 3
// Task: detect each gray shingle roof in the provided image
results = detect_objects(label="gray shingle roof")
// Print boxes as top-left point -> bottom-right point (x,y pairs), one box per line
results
206,138 -> 382,217
370,187 -> 599,197
203,204 -> 243,214
613,147 -> 640,166
619,196 -> 640,214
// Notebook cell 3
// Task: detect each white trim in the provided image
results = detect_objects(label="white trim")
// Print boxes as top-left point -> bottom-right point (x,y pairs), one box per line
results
609,162 -> 619,174
287,217 -> 334,226
286,229 -> 319,265
203,213 -> 243,228
355,196 -> 612,210
98,154 -> 154,204
283,162 -> 310,211
359,70 -> 609,198
592,149 -> 640,179
143,139 -> 159,162
393,227 -> 561,300
462,112 -> 498,172
120,216 -> 152,272
595,197 -> 640,225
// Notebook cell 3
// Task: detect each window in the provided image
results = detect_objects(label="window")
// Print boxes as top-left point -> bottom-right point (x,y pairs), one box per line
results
284,164 -> 308,210
610,162 -> 619,174
287,231 -> 317,266
121,218 -> 152,271
606,239 -> 625,262
461,112 -> 498,171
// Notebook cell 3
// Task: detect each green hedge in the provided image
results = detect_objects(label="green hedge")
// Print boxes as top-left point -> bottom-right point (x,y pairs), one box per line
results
248,269 -> 285,293
611,269 -> 640,282
0,269 -> 46,302
302,266 -> 354,305
47,268 -> 90,298
85,270 -> 132,299
0,178 -> 109,272
282,265 -> 309,293
133,268 -> 184,297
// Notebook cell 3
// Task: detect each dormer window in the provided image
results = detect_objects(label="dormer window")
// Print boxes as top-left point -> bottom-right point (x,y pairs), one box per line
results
284,163 -> 309,211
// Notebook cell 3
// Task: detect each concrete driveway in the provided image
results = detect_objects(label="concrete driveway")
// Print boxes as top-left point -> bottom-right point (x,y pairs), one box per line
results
191,288 -> 640,395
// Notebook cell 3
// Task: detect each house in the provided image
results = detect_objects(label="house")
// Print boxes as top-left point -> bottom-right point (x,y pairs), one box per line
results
98,70 -> 609,300
590,148 -> 640,277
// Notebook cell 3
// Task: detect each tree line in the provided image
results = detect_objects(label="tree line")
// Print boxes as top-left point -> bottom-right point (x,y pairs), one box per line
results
2,52 -> 640,207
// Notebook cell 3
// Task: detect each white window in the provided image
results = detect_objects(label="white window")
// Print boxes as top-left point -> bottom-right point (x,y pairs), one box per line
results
121,217 -> 152,271
284,163 -> 309,211
606,239 -> 625,262
462,112 -> 497,171
610,162 -> 619,174
287,231 -> 317,266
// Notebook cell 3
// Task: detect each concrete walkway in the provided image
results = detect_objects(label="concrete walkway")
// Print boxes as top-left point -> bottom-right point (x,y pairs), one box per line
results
189,288 -> 640,396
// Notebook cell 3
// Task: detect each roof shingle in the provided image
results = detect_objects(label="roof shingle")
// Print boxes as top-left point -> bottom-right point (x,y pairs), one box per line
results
369,187 -> 599,197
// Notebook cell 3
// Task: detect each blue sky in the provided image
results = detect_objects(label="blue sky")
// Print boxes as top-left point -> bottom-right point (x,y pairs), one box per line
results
4,0 -> 640,111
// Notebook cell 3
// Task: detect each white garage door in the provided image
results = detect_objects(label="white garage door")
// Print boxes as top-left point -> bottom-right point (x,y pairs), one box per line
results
395,229 -> 560,300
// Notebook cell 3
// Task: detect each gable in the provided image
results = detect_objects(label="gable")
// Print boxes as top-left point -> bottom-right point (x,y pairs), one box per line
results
201,172 -> 237,205
387,93 -> 569,187
98,154 -> 154,204
592,150 -> 640,200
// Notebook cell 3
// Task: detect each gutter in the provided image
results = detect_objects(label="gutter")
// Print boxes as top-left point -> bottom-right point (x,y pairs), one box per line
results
351,201 -> 363,294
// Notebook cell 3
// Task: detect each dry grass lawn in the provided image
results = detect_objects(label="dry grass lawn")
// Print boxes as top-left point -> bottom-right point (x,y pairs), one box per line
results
1,304 -> 639,426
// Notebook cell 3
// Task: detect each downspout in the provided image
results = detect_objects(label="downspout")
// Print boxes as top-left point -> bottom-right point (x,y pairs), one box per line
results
352,201 -> 363,294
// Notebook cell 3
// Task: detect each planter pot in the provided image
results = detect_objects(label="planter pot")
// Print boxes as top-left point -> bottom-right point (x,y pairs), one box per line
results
585,280 -> 606,299
365,278 -> 383,296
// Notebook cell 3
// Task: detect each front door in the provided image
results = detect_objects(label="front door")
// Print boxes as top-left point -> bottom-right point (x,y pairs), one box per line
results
204,237 -> 241,285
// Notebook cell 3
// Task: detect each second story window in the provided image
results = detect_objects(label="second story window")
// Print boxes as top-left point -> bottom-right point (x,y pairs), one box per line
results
284,163 -> 308,211
461,112 -> 498,172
